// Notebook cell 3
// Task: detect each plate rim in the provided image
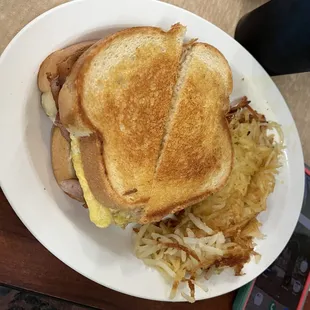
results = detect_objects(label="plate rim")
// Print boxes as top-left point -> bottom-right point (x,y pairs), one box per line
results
0,0 -> 305,302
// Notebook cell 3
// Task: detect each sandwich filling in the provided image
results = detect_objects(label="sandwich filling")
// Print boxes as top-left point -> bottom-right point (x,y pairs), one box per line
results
70,135 -> 135,227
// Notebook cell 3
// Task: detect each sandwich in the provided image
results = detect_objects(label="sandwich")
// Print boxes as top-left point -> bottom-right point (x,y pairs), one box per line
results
38,24 -> 233,228
38,40 -> 96,202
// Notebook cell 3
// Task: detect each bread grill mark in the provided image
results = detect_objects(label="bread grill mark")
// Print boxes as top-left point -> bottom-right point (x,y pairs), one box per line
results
123,188 -> 138,196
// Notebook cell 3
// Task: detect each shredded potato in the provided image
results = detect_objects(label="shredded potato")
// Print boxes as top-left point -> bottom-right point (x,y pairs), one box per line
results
133,99 -> 284,302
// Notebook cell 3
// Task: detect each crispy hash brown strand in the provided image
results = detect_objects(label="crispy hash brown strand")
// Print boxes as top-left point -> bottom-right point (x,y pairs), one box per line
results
134,99 -> 283,302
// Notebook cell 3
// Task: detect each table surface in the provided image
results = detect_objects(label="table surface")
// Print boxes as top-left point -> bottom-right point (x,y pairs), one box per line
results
0,0 -> 309,309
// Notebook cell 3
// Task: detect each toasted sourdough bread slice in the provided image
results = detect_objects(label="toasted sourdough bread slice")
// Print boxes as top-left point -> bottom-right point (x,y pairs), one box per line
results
59,24 -> 186,209
141,43 -> 233,223
51,125 -> 75,183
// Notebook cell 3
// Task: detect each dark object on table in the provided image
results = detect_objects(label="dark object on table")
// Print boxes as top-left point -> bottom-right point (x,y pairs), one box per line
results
235,0 -> 310,76
0,285 -> 94,310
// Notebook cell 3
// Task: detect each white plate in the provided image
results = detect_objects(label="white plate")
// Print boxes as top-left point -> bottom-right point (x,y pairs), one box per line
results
0,0 -> 305,302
